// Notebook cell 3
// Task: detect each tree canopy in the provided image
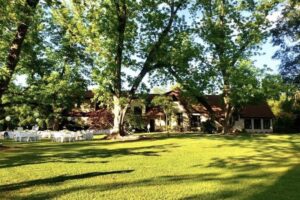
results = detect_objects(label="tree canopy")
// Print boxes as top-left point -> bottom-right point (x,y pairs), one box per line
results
0,0 -> 298,134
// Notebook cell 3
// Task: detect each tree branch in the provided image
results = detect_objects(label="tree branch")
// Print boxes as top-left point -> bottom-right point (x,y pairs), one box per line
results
0,0 -> 39,101
128,0 -> 186,99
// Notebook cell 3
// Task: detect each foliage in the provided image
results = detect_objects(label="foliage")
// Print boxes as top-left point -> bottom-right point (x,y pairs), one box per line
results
51,0 -> 189,135
0,3 -> 89,130
161,0 -> 281,133
269,92 -> 300,132
272,0 -> 300,86
88,109 -> 113,130
125,98 -> 146,131
152,95 -> 175,131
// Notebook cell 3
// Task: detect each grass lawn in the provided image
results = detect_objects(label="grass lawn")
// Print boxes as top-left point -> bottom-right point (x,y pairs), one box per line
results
1,133 -> 300,200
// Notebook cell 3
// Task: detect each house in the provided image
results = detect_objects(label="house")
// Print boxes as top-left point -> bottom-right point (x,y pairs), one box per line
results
70,89 -> 275,133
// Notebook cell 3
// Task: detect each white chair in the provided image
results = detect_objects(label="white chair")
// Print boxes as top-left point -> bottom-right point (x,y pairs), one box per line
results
53,132 -> 64,142
83,131 -> 94,140
8,131 -> 15,139
40,130 -> 52,139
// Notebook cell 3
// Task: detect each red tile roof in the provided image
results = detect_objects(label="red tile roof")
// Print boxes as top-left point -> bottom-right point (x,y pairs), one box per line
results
145,107 -> 165,117
164,91 -> 274,119
82,90 -> 275,119
240,102 -> 275,118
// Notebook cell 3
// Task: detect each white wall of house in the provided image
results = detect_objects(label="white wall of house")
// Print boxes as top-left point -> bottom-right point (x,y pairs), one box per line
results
233,119 -> 244,131
200,115 -> 208,122
155,118 -> 166,126
173,101 -> 186,112
151,101 -> 189,131
233,118 -> 273,133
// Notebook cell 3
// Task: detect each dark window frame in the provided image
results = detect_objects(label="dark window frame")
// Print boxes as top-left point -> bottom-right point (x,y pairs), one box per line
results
263,119 -> 271,129
254,118 -> 262,129
244,119 -> 252,129
191,115 -> 201,127
177,113 -> 183,126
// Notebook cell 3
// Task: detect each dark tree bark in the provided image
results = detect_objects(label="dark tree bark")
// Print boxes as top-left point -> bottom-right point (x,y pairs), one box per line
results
110,0 -> 128,137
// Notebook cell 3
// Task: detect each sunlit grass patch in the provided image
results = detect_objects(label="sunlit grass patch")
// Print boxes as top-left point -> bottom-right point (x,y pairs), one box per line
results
0,133 -> 300,200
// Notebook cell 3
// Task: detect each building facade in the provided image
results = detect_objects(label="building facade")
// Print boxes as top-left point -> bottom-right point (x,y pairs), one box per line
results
70,90 -> 275,133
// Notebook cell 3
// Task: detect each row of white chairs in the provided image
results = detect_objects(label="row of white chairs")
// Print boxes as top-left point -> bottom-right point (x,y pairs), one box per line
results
52,131 -> 93,143
14,131 -> 40,142
1,129 -> 94,143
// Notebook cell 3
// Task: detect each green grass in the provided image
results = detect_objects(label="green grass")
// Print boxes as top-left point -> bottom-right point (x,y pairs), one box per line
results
1,133 -> 300,200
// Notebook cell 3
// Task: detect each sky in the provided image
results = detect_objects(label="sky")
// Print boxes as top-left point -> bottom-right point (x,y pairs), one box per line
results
252,40 -> 280,74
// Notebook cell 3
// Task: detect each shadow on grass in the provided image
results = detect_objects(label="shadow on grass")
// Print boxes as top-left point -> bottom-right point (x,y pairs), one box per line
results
1,133 -> 300,199
182,163 -> 300,200
0,169 -> 134,192
248,164 -> 300,200
187,134 -> 300,200
199,135 -> 300,171
7,171 -> 278,200
0,143 -> 180,169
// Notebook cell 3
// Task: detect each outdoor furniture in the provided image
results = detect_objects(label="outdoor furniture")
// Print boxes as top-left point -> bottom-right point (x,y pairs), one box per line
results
52,132 -> 66,143
14,132 -> 39,142
6,131 -> 16,139
81,130 -> 94,140
39,131 -> 52,139
48,130 -> 94,143
84,132 -> 94,140
52,131 -> 78,143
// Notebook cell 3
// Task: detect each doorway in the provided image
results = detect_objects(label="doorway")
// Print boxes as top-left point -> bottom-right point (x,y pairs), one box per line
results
150,119 -> 155,132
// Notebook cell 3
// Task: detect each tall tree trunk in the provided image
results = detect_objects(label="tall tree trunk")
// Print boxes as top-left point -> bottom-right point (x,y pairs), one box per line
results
218,0 -> 232,134
111,95 -> 131,138
0,0 -> 39,116
108,95 -> 129,139
109,0 -> 127,138
222,82 -> 235,134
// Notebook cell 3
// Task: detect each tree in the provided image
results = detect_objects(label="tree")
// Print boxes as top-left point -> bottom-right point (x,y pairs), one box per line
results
0,2 -> 89,131
152,95 -> 175,132
272,0 -> 300,86
154,0 -> 276,133
0,0 -> 40,117
198,0 -> 280,133
53,0 -> 188,137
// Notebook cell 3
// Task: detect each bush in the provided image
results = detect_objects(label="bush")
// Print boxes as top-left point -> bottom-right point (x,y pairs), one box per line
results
202,120 -> 217,134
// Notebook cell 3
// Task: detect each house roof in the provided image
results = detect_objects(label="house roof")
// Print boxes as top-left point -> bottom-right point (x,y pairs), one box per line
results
145,106 -> 165,117
164,90 -> 275,119
239,102 -> 275,118
83,90 -> 275,119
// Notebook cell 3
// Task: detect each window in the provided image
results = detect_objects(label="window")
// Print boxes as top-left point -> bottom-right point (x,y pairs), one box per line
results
233,114 -> 239,121
191,115 -> 201,127
244,119 -> 252,129
177,113 -> 183,126
133,107 -> 142,115
254,119 -> 262,129
263,119 -> 271,129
